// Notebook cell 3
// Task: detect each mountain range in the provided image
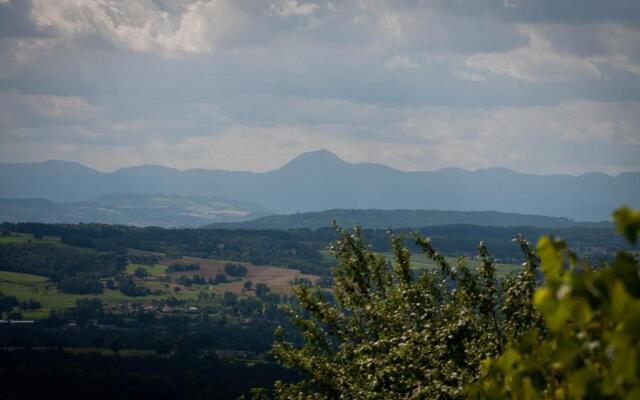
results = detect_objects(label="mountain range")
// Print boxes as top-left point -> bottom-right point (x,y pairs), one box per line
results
1,149 -> 638,221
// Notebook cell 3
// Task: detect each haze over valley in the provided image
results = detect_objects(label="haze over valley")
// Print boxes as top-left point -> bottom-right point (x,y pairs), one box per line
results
2,149 -> 638,225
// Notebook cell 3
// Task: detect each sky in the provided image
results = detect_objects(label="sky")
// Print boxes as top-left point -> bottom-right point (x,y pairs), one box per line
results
0,0 -> 639,175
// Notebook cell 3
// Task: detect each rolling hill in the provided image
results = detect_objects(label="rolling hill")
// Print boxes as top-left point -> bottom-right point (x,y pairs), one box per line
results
0,193 -> 269,227
205,209 -> 609,230
1,149 -> 638,221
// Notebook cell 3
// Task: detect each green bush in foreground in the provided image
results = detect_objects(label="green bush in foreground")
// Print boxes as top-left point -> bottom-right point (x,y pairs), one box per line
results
251,207 -> 639,399
255,230 -> 541,398
468,207 -> 640,399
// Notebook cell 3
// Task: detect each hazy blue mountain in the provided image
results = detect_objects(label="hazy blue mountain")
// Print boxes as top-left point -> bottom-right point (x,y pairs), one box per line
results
205,209 -> 609,230
0,193 -> 269,227
1,149 -> 638,221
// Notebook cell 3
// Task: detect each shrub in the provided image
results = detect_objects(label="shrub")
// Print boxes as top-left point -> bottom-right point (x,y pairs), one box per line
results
260,225 -> 540,399
213,273 -> 227,284
255,283 -> 271,298
467,207 -> 640,399
255,207 -> 640,400
225,263 -> 248,277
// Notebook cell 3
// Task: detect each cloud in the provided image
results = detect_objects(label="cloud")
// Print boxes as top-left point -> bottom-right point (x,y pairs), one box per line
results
384,55 -> 423,71
1,90 -> 638,175
435,0 -> 640,25
12,0 -> 255,55
270,0 -> 319,17
463,26 -> 604,82
452,69 -> 487,82
0,92 -> 98,129
0,0 -> 639,176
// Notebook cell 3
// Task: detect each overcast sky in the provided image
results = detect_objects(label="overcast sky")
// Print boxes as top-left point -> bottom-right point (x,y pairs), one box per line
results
0,0 -> 639,175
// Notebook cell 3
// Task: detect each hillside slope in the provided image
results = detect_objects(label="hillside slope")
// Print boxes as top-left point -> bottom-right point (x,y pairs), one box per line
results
205,209 -> 609,230
0,193 -> 268,227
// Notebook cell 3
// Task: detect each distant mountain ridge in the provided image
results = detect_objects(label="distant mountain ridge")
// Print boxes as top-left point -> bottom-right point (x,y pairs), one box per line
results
1,149 -> 638,221
0,193 -> 269,227
205,209 -> 609,230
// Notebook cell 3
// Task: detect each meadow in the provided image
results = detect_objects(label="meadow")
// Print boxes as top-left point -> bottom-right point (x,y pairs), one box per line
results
0,229 -> 519,321
0,267 -> 199,319
1,254 -> 319,319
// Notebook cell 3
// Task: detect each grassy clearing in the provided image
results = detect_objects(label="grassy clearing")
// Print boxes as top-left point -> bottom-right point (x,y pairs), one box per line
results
0,270 -> 199,319
0,279 -> 88,310
0,233 -> 62,245
1,248 -> 319,318
0,270 -> 48,284
127,248 -> 165,257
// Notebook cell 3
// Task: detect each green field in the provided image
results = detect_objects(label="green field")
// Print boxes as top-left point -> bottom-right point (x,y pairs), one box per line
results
0,269 -> 199,319
0,270 -> 48,284
0,233 -> 62,245
125,263 -> 167,276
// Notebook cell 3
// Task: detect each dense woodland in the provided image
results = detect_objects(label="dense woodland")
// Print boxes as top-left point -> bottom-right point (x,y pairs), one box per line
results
0,349 -> 298,400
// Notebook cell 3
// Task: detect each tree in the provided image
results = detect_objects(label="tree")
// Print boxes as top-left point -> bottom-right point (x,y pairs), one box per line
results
255,283 -> 271,298
73,298 -> 103,321
467,206 -> 640,399
6,310 -> 22,320
20,299 -> 41,311
133,266 -> 148,278
243,280 -> 253,290
225,263 -> 248,277
213,273 -> 227,284
110,339 -> 123,354
260,223 -> 541,399
223,291 -> 238,306
118,276 -> 151,296
0,292 -> 19,318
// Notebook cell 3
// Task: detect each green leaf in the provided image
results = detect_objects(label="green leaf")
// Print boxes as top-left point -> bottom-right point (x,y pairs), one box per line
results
613,206 -> 640,245
537,236 -> 564,282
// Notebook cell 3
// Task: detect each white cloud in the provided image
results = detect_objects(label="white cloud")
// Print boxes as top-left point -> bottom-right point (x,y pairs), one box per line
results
464,26 -> 603,82
270,0 -> 319,17
452,69 -> 487,81
1,91 -> 638,175
27,0 -> 250,55
384,55 -> 423,70
0,92 -> 99,128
